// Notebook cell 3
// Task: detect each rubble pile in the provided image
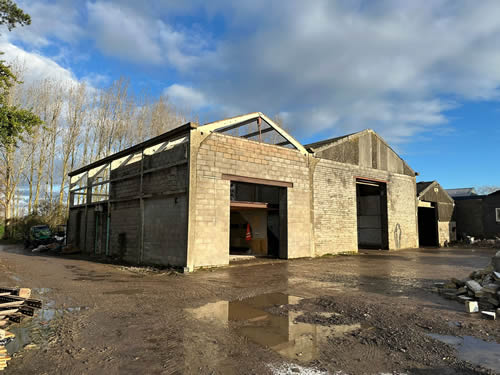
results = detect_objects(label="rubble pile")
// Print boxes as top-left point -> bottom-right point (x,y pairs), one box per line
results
434,251 -> 500,320
0,288 -> 42,371
462,236 -> 500,248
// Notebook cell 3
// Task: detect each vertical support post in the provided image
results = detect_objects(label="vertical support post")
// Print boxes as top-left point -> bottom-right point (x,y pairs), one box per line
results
95,213 -> 99,255
279,188 -> 288,259
257,117 -> 262,143
83,171 -> 89,254
105,213 -> 110,256
139,150 -> 145,263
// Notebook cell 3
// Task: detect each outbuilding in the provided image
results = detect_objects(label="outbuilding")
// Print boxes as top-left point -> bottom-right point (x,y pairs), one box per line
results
416,181 -> 456,246
453,190 -> 500,239
67,112 -> 419,270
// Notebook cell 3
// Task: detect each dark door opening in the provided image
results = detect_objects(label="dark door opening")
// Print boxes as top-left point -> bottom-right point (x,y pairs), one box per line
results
418,206 -> 438,247
229,182 -> 286,258
356,179 -> 389,250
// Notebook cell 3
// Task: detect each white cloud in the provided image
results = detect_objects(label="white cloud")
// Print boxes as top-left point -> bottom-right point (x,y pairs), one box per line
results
7,0 -> 500,144
87,1 -> 164,64
12,0 -> 84,47
178,0 -> 500,141
0,37 -> 77,84
86,1 -> 206,69
81,72 -> 110,87
164,84 -> 208,110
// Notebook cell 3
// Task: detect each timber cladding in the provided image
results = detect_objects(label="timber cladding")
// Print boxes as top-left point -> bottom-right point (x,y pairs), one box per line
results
188,131 -> 312,268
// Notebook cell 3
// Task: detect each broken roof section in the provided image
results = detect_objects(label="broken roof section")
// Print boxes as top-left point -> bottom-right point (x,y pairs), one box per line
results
198,112 -> 309,155
305,129 -> 416,177
446,188 -> 477,198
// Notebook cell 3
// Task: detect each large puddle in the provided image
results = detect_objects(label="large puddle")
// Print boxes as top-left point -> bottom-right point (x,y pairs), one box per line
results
428,333 -> 500,373
187,292 -> 361,363
3,288 -> 88,355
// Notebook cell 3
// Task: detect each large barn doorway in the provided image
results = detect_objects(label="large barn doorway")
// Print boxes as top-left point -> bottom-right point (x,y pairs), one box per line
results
418,206 -> 438,246
356,179 -> 389,249
229,181 -> 287,259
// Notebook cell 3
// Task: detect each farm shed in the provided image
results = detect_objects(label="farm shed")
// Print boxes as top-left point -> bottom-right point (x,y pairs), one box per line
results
416,181 -> 456,246
67,112 -> 419,270
453,190 -> 500,239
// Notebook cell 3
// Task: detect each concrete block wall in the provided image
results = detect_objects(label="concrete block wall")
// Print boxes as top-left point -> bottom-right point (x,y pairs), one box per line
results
143,165 -> 187,195
109,200 -> 140,263
187,130 -> 312,269
313,158 -> 418,255
143,195 -> 188,266
106,143 -> 189,266
110,162 -> 141,199
85,207 -> 96,254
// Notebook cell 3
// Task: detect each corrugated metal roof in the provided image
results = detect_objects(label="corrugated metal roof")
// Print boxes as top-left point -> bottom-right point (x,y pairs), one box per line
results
304,132 -> 357,150
445,188 -> 477,198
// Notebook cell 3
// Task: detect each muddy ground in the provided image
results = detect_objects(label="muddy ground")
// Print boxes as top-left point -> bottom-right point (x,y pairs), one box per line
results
0,245 -> 499,375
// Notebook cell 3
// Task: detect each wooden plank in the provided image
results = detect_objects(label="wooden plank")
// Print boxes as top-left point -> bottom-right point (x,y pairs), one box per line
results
230,201 -> 268,209
355,176 -> 388,184
0,309 -> 18,316
0,296 -> 41,309
222,174 -> 293,188
0,301 -> 22,308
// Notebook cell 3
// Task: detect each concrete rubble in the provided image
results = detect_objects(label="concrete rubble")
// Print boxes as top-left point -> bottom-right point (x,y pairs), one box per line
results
434,251 -> 500,320
462,236 -> 500,247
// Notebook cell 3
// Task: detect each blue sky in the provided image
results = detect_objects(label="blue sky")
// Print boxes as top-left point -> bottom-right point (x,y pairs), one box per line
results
2,0 -> 500,189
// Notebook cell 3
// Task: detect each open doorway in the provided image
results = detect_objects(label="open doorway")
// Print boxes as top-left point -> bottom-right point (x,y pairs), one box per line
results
418,206 -> 438,246
229,181 -> 286,259
356,179 -> 389,249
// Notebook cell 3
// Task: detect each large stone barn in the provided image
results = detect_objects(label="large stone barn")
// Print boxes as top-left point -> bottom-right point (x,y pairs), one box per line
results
67,112 -> 419,271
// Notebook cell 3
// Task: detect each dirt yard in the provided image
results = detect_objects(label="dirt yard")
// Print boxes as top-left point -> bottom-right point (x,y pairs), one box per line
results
0,244 -> 499,375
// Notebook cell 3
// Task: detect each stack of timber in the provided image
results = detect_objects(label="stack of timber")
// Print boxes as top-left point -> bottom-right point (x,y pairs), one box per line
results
0,288 -> 42,371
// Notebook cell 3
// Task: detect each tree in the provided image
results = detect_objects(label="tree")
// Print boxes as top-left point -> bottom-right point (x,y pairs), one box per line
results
0,0 -> 41,238
476,186 -> 500,195
0,0 -> 30,31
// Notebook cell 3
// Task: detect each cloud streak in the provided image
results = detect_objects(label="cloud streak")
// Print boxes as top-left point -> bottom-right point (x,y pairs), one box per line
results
6,0 -> 500,144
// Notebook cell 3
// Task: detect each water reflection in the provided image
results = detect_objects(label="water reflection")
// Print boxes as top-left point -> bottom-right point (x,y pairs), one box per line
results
428,333 -> 500,373
187,293 -> 361,362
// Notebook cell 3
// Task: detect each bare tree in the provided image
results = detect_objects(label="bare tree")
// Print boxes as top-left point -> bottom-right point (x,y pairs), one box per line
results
476,186 -> 500,195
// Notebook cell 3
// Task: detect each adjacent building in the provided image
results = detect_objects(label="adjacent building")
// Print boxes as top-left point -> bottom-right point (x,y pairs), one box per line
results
67,112 -> 419,270
452,190 -> 500,239
416,181 -> 456,246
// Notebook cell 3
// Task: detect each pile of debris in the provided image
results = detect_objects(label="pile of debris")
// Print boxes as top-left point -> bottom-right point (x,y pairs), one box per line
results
434,251 -> 500,320
457,236 -> 500,248
0,288 -> 42,371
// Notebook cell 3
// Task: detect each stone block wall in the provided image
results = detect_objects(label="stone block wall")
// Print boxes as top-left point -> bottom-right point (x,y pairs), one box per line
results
438,221 -> 456,246
312,158 -> 418,255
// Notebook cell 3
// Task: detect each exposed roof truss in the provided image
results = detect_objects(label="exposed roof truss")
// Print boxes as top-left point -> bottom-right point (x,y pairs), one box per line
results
199,112 -> 307,155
